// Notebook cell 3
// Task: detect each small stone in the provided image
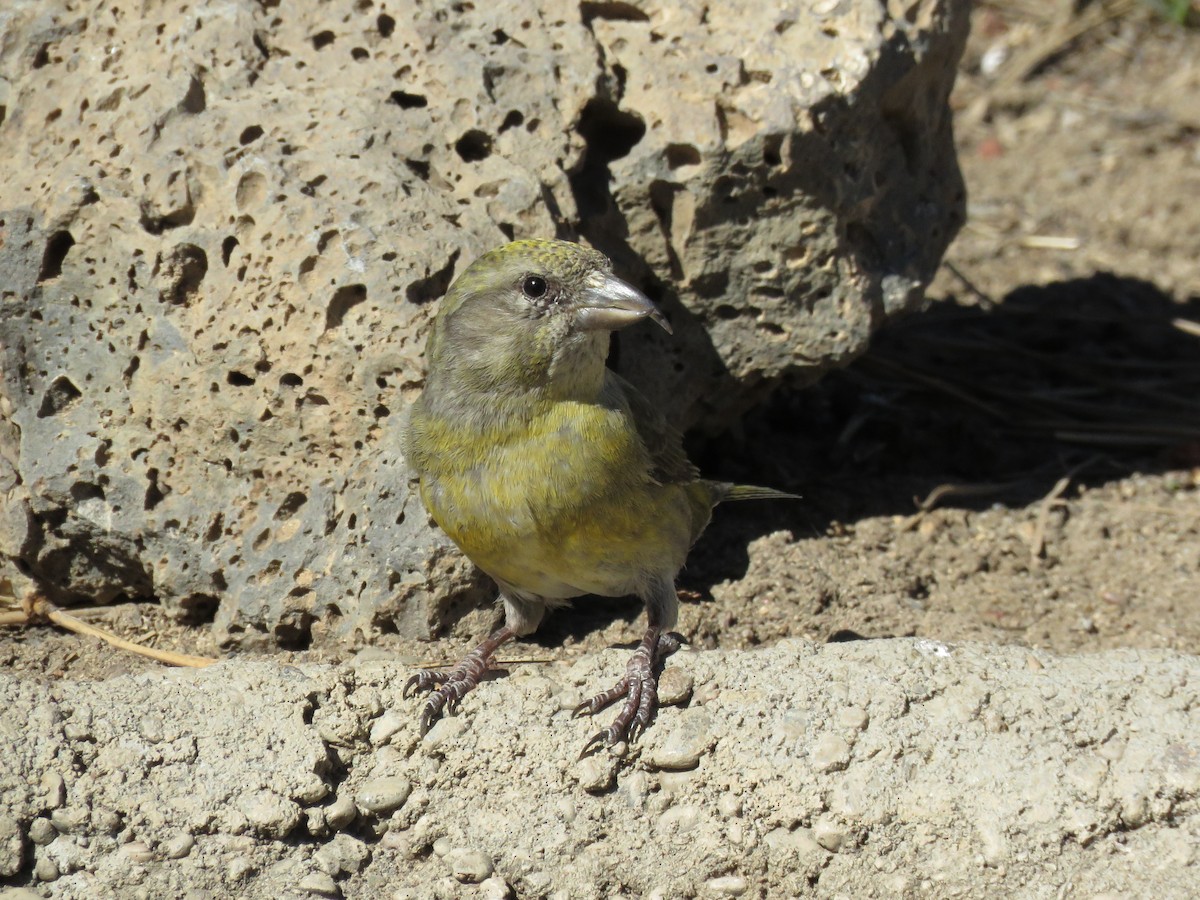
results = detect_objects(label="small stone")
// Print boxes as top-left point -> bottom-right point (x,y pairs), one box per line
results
479,874 -> 513,900
575,755 -> 617,793
325,794 -> 358,831
717,795 -> 742,818
227,856 -> 255,880
813,816 -> 848,852
356,776 -> 411,815
28,817 -> 56,846
422,716 -> 467,749
314,834 -> 371,876
40,772 -> 66,809
122,840 -> 154,863
238,790 -> 303,838
369,711 -> 405,746
836,707 -> 869,731
298,872 -> 341,897
164,833 -> 195,859
656,667 -> 694,706
705,875 -> 749,896
447,848 -> 494,883
647,708 -> 713,770
35,856 -> 60,882
49,806 -> 88,834
810,734 -> 851,772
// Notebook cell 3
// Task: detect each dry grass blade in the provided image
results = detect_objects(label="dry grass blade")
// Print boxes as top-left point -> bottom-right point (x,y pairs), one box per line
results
0,595 -> 218,668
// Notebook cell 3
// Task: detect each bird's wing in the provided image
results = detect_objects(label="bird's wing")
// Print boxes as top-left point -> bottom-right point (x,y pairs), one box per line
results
602,371 -> 700,487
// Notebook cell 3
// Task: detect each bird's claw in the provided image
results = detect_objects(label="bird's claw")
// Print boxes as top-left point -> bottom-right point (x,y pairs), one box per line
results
402,670 -> 448,700
574,628 -> 683,755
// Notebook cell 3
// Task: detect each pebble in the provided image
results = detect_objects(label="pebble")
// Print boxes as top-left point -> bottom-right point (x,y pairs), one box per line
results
34,856 -> 60,882
40,772 -> 65,808
49,806 -> 88,834
705,875 -> 749,896
447,848 -> 494,883
325,794 -> 358,830
575,755 -> 617,793
369,711 -> 405,746
164,833 -> 195,859
813,816 -> 849,853
647,708 -> 713,770
717,795 -> 742,818
315,834 -> 371,876
356,776 -> 412,815
836,706 -> 869,731
422,716 -> 467,750
121,840 -> 154,863
810,734 -> 851,772
298,872 -> 341,897
656,667 -> 694,706
478,874 -> 513,899
238,790 -> 302,838
29,817 -> 57,845
227,855 -> 256,880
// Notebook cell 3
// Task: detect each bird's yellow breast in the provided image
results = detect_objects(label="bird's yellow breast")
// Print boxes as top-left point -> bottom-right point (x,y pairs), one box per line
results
414,400 -> 695,599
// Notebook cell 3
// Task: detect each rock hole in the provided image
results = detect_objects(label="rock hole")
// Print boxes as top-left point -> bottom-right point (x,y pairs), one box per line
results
377,13 -> 395,37
580,1 -> 650,23
326,284 -> 367,330
404,158 -> 430,180
37,230 -> 75,282
221,236 -> 239,266
274,492 -> 309,521
454,129 -> 492,162
714,304 -> 740,320
665,144 -> 701,169
239,125 -> 264,145
280,373 -> 303,387
181,74 -> 206,113
406,250 -> 460,304
161,244 -> 208,305
575,98 -> 645,164
227,371 -> 255,386
311,30 -> 335,50
252,529 -> 271,551
389,90 -> 428,109
36,376 -> 82,418
275,613 -> 314,650
205,513 -> 224,543
144,468 -> 167,510
498,110 -> 524,133
351,47 -> 369,61
178,593 -> 219,625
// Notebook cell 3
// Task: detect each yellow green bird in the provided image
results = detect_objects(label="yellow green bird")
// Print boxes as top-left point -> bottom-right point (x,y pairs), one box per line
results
402,238 -> 795,752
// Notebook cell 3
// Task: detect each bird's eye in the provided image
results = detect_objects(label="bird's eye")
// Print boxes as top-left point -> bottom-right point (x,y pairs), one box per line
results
521,275 -> 548,299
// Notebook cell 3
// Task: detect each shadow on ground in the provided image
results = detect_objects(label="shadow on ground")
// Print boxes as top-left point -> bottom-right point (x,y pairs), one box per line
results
521,273 -> 1200,649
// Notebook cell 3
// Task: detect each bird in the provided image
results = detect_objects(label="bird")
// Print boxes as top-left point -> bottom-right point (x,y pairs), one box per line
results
401,238 -> 795,753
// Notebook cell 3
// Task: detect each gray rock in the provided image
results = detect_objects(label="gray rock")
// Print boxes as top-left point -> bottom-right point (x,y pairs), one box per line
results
0,0 -> 968,645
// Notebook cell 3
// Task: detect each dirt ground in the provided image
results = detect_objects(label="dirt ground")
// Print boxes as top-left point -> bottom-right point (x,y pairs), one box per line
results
2,1 -> 1198,680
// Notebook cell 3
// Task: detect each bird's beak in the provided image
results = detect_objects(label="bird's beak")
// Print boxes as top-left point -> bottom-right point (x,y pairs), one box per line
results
576,270 -> 673,335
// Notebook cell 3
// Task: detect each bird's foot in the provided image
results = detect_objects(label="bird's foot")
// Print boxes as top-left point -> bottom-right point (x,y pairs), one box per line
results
575,628 -> 683,756
403,626 -> 516,735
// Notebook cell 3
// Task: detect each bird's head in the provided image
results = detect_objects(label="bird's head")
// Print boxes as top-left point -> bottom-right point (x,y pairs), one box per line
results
424,239 -> 670,402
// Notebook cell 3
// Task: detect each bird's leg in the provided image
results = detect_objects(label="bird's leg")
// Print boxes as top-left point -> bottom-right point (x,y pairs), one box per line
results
575,625 -> 684,756
403,625 -> 517,734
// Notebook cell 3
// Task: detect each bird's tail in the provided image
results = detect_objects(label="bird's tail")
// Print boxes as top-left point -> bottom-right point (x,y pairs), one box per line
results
717,483 -> 801,503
